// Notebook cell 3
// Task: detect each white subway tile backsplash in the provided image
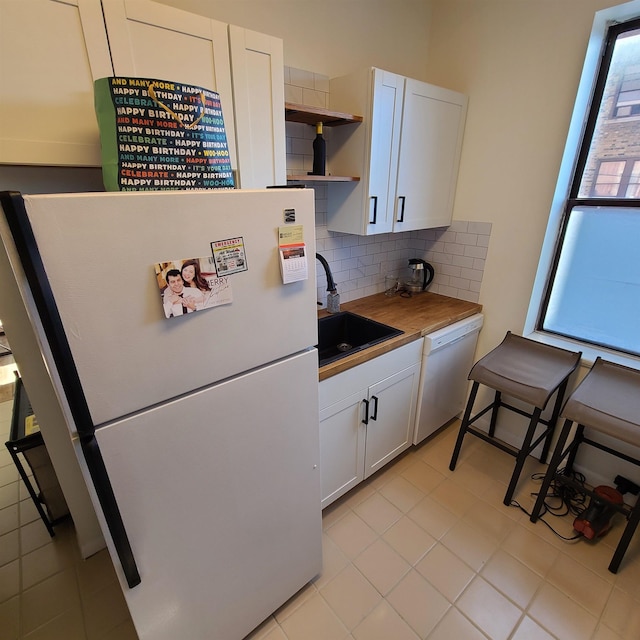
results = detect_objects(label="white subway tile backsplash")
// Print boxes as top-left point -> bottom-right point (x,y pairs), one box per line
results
286,65 -> 492,308
284,85 -> 304,104
456,289 -> 480,303
289,67 -> 316,89
448,220 -> 469,233
451,255 -> 475,269
476,234 -> 490,248
455,232 -> 478,246
450,276 -> 472,290
302,89 -> 328,108
444,242 -> 465,256
314,74 -> 330,93
291,136 -> 311,155
437,284 -> 460,298
440,263 -> 463,277
350,244 -> 368,258
468,221 -> 492,235
464,245 -> 488,259
460,267 -> 483,282
473,258 -> 486,271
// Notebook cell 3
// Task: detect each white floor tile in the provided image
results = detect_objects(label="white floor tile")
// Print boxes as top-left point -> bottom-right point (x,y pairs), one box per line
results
2,401 -> 639,640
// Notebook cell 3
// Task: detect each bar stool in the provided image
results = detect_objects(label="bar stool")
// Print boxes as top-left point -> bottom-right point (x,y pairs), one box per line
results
530,357 -> 640,573
449,332 -> 582,506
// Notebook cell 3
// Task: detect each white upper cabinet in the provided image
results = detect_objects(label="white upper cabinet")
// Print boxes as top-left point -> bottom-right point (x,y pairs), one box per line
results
229,26 -> 286,188
327,67 -> 467,235
0,0 -> 286,182
100,0 -> 238,173
0,0 -> 113,166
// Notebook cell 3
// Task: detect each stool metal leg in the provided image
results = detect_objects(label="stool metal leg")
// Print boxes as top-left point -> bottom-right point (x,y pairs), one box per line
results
609,495 -> 640,573
565,424 -> 585,473
540,380 -> 568,464
530,418 -> 574,522
488,390 -> 501,438
449,381 -> 480,472
504,407 -> 542,506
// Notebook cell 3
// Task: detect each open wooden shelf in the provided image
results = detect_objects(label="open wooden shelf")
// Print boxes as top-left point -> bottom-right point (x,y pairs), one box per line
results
284,102 -> 363,127
285,103 -> 362,183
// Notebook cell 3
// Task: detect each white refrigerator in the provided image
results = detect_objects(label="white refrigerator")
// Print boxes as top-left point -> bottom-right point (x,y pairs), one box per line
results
0,188 -> 322,639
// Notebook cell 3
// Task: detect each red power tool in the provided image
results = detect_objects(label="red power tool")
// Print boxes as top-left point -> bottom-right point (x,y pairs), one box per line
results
573,475 -> 639,540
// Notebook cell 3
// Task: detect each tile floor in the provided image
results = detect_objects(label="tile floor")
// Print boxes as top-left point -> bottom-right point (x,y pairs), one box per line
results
2,396 -> 640,640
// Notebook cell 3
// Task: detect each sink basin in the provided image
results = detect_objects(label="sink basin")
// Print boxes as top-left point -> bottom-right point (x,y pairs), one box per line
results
316,311 -> 403,367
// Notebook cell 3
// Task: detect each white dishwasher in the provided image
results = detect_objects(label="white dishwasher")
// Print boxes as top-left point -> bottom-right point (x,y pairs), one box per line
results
413,313 -> 484,444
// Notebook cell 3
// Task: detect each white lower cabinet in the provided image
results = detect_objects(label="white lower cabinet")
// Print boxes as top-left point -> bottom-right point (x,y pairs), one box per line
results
319,339 -> 423,509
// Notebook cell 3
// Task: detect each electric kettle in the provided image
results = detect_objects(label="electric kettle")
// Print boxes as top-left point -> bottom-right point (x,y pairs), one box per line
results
403,258 -> 434,294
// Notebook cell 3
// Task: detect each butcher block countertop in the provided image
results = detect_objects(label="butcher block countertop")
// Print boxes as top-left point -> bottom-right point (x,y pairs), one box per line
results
318,292 -> 482,380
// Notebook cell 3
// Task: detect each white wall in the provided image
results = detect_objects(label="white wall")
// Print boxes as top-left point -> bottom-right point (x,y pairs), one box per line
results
157,0 -> 432,79
424,0 -> 626,358
425,0 -> 640,487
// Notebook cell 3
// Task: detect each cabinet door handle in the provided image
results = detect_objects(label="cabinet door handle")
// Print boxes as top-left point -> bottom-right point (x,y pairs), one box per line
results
370,395 -> 379,421
369,196 -> 378,225
397,196 -> 406,223
362,398 -> 370,424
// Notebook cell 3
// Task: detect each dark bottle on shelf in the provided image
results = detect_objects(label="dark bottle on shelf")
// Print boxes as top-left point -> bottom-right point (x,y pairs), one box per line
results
311,121 -> 326,176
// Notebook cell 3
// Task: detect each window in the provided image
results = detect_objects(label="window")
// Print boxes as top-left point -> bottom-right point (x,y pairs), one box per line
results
614,63 -> 640,117
531,11 -> 640,359
591,159 -> 640,197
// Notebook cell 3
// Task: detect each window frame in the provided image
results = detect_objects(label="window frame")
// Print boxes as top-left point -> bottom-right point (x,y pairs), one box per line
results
524,0 -> 640,368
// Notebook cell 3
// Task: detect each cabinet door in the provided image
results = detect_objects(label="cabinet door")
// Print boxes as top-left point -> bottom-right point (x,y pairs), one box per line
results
0,0 -> 112,166
366,69 -> 404,234
229,26 -> 286,189
319,390 -> 366,509
364,362 -> 420,478
327,67 -> 403,236
101,0 -> 237,171
394,80 -> 467,231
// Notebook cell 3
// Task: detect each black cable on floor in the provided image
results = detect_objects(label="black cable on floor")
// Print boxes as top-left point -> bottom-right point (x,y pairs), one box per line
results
509,468 -> 587,542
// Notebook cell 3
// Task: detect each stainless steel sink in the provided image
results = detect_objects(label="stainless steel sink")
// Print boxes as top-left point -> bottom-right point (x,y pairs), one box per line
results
316,311 -> 403,367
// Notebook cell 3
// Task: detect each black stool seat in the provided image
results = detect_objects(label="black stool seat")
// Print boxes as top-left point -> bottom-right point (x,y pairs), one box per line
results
469,333 -> 582,407
562,359 -> 639,444
530,357 -> 640,573
450,332 -> 581,506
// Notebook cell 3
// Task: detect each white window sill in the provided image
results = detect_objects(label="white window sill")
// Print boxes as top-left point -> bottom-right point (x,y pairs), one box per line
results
524,330 -> 640,370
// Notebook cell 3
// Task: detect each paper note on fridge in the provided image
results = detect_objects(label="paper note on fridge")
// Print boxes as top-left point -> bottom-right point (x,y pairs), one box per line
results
279,243 -> 308,284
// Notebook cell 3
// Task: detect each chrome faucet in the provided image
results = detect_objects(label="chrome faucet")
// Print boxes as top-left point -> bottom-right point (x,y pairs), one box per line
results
316,253 -> 340,313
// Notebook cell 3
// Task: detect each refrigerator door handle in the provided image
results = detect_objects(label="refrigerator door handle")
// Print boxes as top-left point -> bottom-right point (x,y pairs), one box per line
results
82,434 -> 141,588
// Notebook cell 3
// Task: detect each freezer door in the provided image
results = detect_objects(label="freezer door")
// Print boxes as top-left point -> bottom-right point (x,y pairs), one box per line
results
21,189 -> 317,425
94,349 -> 322,640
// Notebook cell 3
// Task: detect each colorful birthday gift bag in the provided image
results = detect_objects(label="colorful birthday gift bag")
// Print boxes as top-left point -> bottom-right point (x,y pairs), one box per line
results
94,77 -> 235,191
